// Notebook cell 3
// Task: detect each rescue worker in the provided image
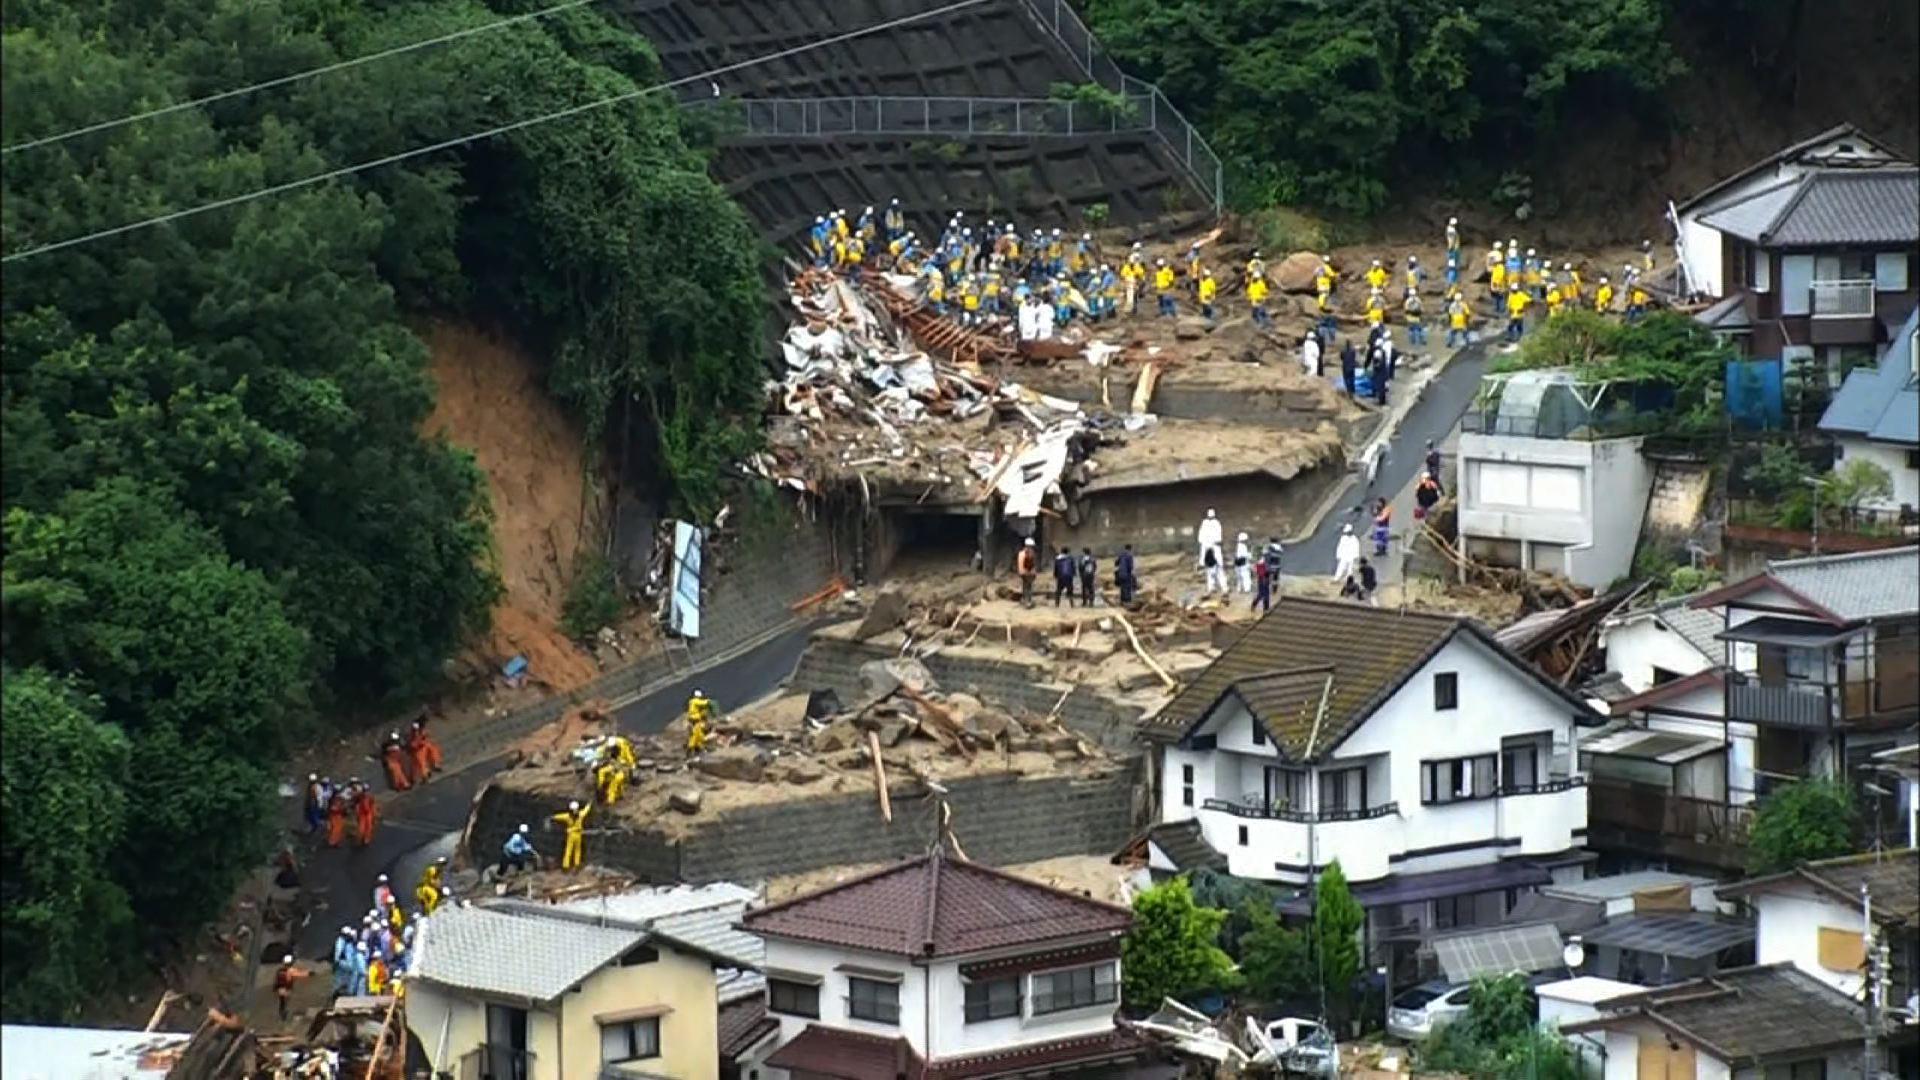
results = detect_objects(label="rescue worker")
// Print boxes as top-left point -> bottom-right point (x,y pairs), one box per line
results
1626,281 -> 1649,323
1365,258 -> 1388,292
1445,216 -> 1460,257
1115,543 -> 1137,606
501,824 -> 538,876
959,275 -> 980,325
1077,548 -> 1097,607
373,874 -> 395,913
925,266 -> 947,316
1445,246 -> 1461,289
1154,259 -> 1177,317
331,928 -> 356,997
1505,286 -> 1532,341
351,781 -> 377,847
1121,250 -> 1146,314
1252,544 -> 1274,612
1333,523 -> 1361,582
415,873 -> 442,916
1404,290 -> 1427,346
1016,537 -> 1039,607
1546,281 -> 1565,319
553,800 -> 591,872
381,732 -> 412,792
1197,509 -> 1227,595
1365,291 -> 1386,332
1051,545 -> 1076,608
687,689 -> 713,754
808,215 -> 830,267
1641,239 -> 1655,274
1446,291 -> 1470,348
325,783 -> 348,848
845,234 -> 865,274
274,955 -> 310,1021
1564,263 -> 1582,303
595,755 -> 628,806
1245,249 -> 1266,285
1405,255 -> 1423,294
1070,233 -> 1093,276
1197,269 -> 1218,321
405,722 -> 434,784
1504,240 -> 1522,291
1593,275 -> 1615,315
1233,532 -> 1253,594
304,774 -> 327,834
1314,256 -> 1337,334
1183,242 -> 1203,292
1487,242 -> 1506,298
883,198 -> 904,241
366,952 -> 388,997
1371,497 -> 1393,556
1248,275 -> 1271,327
1525,248 -> 1544,299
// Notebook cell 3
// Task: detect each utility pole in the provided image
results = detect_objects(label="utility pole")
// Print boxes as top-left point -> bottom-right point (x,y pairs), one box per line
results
1806,476 -> 1826,555
1862,881 -> 1881,1079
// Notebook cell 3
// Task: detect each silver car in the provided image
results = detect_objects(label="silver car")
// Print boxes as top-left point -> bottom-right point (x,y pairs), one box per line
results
1386,980 -> 1472,1042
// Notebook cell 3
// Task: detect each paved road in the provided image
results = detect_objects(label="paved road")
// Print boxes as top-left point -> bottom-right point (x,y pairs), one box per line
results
1288,342 -> 1490,575
293,622 -> 821,956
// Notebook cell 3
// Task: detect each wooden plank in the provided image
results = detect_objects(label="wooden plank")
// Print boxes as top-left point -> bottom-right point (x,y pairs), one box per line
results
867,729 -> 892,823
1110,611 -> 1177,690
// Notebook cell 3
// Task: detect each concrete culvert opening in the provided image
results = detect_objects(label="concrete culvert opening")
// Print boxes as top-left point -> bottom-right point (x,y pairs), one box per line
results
884,508 -> 983,573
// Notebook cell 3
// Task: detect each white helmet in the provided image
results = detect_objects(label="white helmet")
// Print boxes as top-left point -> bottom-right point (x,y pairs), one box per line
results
282,954 -> 294,965
568,800 -> 581,811
1157,258 -> 1167,266
1563,262 -> 1572,270
864,205 -> 873,215
308,772 -> 318,782
1508,237 -> 1517,247
1206,508 -> 1218,519
1237,532 -> 1248,541
518,823 -> 529,834
1526,248 -> 1535,256
890,197 -> 899,205
814,215 -> 824,224
1006,223 -> 1016,233
1371,258 -> 1382,267
1081,232 -> 1091,241
1448,216 -> 1458,225
1492,240 -> 1503,249
377,874 -> 388,883
1051,227 -> 1062,236
1251,250 -> 1261,259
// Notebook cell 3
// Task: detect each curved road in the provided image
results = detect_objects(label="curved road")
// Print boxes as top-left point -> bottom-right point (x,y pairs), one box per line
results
294,623 -> 821,956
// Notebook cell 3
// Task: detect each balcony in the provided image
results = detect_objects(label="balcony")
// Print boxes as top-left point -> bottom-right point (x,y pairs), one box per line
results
1727,672 -> 1834,729
1585,778 -> 1753,871
1810,278 -> 1875,318
459,1046 -> 534,1080
1200,796 -> 1399,822
1198,797 -> 1399,882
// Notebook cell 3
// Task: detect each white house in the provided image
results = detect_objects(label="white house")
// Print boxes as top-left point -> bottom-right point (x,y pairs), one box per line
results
1562,963 -> 1906,1079
1718,848 -> 1918,1011
1599,593 -> 1725,695
740,849 -> 1152,1080
1672,123 -> 1901,302
1821,305 -> 1920,516
1138,597 -> 1595,944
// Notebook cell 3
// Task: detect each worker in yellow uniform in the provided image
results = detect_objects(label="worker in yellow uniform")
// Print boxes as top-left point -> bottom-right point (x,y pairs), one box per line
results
553,799 -> 591,872
925,268 -> 947,316
1248,276 -> 1271,328
1365,292 -> 1386,331
1446,292 -> 1471,348
1154,259 -> 1177,317
1641,239 -> 1655,274
1564,263 -> 1582,303
959,276 -> 980,326
1593,276 -> 1615,315
595,756 -> 629,806
1488,243 -> 1507,299
845,235 -> 864,273
1365,258 -> 1388,292
1245,250 -> 1266,286
1121,255 -> 1146,315
1197,270 -> 1219,321
1545,283 -> 1564,319
1626,283 -> 1649,323
687,689 -> 714,754
1504,287 -> 1531,342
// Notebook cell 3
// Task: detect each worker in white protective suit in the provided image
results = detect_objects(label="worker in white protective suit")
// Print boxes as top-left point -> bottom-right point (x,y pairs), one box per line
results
1333,523 -> 1361,583
1300,332 -> 1322,379
1197,509 -> 1227,594
1233,533 -> 1253,594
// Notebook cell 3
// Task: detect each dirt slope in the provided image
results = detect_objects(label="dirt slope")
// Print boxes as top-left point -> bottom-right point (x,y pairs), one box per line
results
420,319 -> 599,692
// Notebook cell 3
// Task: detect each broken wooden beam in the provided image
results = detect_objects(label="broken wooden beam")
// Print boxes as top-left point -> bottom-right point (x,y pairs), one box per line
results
1111,610 -> 1178,690
867,729 -> 892,823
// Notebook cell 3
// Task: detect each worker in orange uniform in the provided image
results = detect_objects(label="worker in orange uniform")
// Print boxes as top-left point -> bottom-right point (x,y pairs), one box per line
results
274,955 -> 312,1021
553,800 -> 591,872
351,781 -> 378,847
366,952 -> 389,997
406,720 -> 441,783
325,784 -> 349,848
380,732 -> 412,792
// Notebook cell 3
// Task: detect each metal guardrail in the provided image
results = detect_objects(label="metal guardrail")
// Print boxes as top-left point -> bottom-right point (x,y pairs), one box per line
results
1461,406 -> 1665,441
1811,278 -> 1874,318
1008,0 -> 1223,214
1727,672 -> 1833,729
711,94 -> 1158,139
1201,796 -> 1400,822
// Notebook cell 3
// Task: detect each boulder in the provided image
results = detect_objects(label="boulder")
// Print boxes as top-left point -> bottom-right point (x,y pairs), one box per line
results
853,590 -> 909,641
963,708 -> 1016,744
1040,731 -> 1082,754
1274,250 -> 1322,293
943,692 -> 985,721
693,745 -> 769,783
668,787 -> 703,814
876,719 -> 915,747
810,719 -> 863,754
858,657 -> 938,701
777,757 -> 828,784
1174,316 -> 1212,340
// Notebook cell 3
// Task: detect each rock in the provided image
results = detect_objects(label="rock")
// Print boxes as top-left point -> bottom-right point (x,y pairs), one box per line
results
943,692 -> 984,720
853,590 -> 909,641
1040,731 -> 1081,754
858,657 -> 938,701
1274,250 -> 1322,293
668,787 -> 703,814
810,719 -> 862,754
778,757 -> 827,784
876,719 -> 914,747
1116,668 -> 1166,692
1174,316 -> 1212,340
963,708 -> 1016,743
693,745 -> 770,783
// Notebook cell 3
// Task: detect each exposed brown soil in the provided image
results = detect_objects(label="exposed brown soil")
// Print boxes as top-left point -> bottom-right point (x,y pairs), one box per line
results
419,319 -> 600,693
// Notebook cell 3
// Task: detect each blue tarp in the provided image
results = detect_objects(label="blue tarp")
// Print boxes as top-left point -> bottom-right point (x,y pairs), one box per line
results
1725,358 -> 1783,430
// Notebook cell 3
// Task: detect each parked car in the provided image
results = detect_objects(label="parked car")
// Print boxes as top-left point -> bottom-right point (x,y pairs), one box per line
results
1386,980 -> 1472,1041
1245,1016 -> 1336,1076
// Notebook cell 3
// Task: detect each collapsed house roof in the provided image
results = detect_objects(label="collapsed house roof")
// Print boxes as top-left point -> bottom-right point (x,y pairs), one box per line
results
1560,963 -> 1883,1066
1717,848 -> 1919,926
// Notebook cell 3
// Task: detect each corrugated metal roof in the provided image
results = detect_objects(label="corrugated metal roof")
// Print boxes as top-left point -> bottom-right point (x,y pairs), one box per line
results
1820,307 -> 1918,445
412,904 -> 644,1002
742,849 -> 1131,959
1544,870 -> 1715,902
1767,546 -> 1920,621
1581,914 -> 1755,960
559,883 -> 762,970
1581,726 -> 1722,764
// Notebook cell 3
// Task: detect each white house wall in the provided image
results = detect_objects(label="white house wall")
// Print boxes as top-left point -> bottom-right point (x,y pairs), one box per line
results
1835,436 -> 1920,511
761,938 -> 932,1060
1644,706 -> 1758,805
1751,888 -> 1868,998
1600,617 -> 1717,694
1456,435 -> 1653,589
923,948 -> 1121,1059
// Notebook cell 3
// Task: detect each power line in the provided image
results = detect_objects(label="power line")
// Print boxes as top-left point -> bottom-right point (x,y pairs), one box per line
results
2,0 -> 607,155
2,0 -> 992,264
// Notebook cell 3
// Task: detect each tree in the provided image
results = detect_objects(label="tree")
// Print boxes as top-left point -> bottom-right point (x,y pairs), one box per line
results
1420,973 -> 1582,1079
1314,860 -> 1365,1027
0,667 -> 137,1021
1749,777 -> 1858,873
1122,877 -> 1239,1006
1824,459 -> 1894,526
1238,902 -> 1313,1003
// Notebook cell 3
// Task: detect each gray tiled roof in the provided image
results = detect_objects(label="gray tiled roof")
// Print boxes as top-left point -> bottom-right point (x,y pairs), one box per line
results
1651,594 -> 1727,661
559,883 -> 763,970
1821,307 -> 1918,446
1767,546 -> 1920,621
1698,166 -> 1919,246
1145,820 -> 1226,873
1589,964 -> 1876,1064
413,904 -> 645,1002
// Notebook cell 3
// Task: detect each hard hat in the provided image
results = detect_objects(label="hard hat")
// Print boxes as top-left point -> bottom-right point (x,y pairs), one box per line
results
1448,216 -> 1458,225
694,688 -> 705,696
1007,223 -> 1016,233
390,731 -> 400,740
864,205 -> 873,214
1052,227 -> 1061,235
814,215 -> 824,224
1508,237 -> 1517,246
1157,258 -> 1166,266
1342,523 -> 1354,534
1202,268 -> 1212,276
1206,508 -> 1218,518
1024,538 -> 1035,546
1527,248 -> 1535,256
436,855 -> 448,864
1237,532 -> 1248,541
1371,258 -> 1382,266
1600,275 -> 1610,282
1563,262 -> 1572,270
1408,254 -> 1418,263
518,823 -> 529,833
282,954 -> 294,964
569,799 -> 581,811
890,197 -> 899,205
1492,240 -> 1503,249
378,874 -> 388,883
308,772 -> 318,782
1081,232 -> 1091,241
341,926 -> 353,936
1641,239 -> 1652,248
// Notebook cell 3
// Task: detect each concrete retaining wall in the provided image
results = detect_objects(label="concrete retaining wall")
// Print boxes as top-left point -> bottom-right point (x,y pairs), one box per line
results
1064,470 -> 1345,558
470,761 -> 1139,885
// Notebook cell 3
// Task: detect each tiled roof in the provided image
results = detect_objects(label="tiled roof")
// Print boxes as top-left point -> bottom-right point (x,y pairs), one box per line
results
1719,848 -> 1918,926
764,1024 -> 923,1080
741,849 -> 1132,959
1677,123 -> 1903,213
559,883 -> 762,969
412,904 -> 645,1002
1821,307 -> 1918,446
1572,964 -> 1874,1064
1144,819 -> 1225,873
1142,597 -> 1595,760
1768,546 -> 1920,622
1698,167 -> 1920,246
716,997 -> 779,1063
923,1028 -> 1148,1078
1650,594 -> 1727,661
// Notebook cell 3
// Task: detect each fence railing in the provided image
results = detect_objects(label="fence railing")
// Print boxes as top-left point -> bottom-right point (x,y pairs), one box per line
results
1588,779 -> 1754,847
1727,672 -> 1833,729
707,94 -> 1158,139
1008,0 -> 1223,214
1460,406 -> 1667,441
1811,278 -> 1874,318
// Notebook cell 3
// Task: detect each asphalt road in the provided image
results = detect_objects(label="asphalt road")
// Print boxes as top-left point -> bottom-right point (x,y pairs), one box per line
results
1289,342 -> 1491,574
292,622 -> 821,956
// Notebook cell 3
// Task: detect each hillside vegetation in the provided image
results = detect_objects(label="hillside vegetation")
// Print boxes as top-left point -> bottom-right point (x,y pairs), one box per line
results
0,0 -> 763,1019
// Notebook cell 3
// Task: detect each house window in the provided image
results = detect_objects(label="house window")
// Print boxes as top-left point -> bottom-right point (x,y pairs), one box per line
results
1906,448 -> 1920,470
1651,665 -> 1683,685
1264,766 -> 1308,812
1763,1061 -> 1827,1080
600,1017 -> 660,1064
1031,963 -> 1118,1015
964,977 -> 1021,1022
1749,246 -> 1771,292
1251,719 -> 1267,746
767,978 -> 821,1019
847,976 -> 901,1024
1433,672 -> 1459,711
1873,253 -> 1908,291
1318,766 -> 1367,814
1181,763 -> 1194,808
1433,894 -> 1467,931
1421,755 -> 1496,804
1500,735 -> 1546,792
1238,825 -> 1249,846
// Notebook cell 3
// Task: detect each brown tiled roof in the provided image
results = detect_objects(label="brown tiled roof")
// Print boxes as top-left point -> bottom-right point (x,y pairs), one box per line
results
717,997 -> 779,1062
741,849 -> 1132,959
1564,964 -> 1874,1064
923,1028 -> 1149,1078
1142,598 -> 1495,760
765,1024 -> 923,1080
1719,848 -> 1918,926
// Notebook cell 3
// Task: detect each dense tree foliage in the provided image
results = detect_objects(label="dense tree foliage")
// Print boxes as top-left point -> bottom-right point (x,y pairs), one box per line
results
1420,974 -> 1582,1079
1122,877 -> 1239,1006
1749,777 -> 1858,873
2,0 -> 764,1015
1084,0 -> 1684,212
1313,860 -> 1365,1027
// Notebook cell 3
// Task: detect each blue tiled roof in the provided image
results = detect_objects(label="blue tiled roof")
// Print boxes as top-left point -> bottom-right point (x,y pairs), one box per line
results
1820,307 -> 1918,445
